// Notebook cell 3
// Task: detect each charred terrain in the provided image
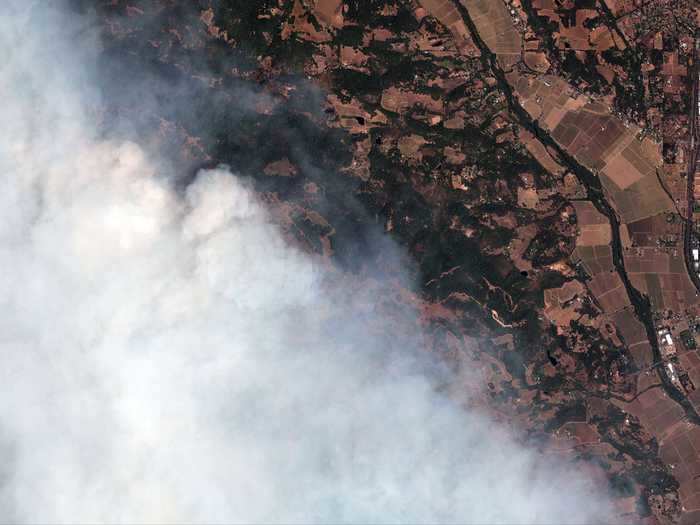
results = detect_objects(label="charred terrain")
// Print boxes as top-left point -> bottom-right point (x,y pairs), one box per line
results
74,0 -> 699,523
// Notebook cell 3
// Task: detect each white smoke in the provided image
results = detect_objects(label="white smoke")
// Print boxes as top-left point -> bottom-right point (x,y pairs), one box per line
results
0,2 -> 618,523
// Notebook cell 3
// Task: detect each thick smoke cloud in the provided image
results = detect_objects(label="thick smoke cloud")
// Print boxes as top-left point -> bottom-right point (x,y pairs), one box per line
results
0,1 -> 616,523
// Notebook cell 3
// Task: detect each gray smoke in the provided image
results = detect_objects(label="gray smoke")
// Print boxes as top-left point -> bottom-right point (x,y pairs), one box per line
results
0,1 -> 617,523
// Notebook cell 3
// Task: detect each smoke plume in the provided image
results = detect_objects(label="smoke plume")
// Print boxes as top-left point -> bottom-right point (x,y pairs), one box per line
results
0,1 -> 616,523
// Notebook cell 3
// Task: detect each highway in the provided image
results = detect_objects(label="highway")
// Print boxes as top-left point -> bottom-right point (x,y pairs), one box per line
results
683,38 -> 700,294
455,0 -> 700,426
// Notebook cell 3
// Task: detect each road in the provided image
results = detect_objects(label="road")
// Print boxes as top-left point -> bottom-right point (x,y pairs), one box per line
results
453,1 -> 700,424
683,39 -> 700,294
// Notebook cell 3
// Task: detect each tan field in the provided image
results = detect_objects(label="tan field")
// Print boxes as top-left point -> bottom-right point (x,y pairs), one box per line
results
458,0 -> 521,55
